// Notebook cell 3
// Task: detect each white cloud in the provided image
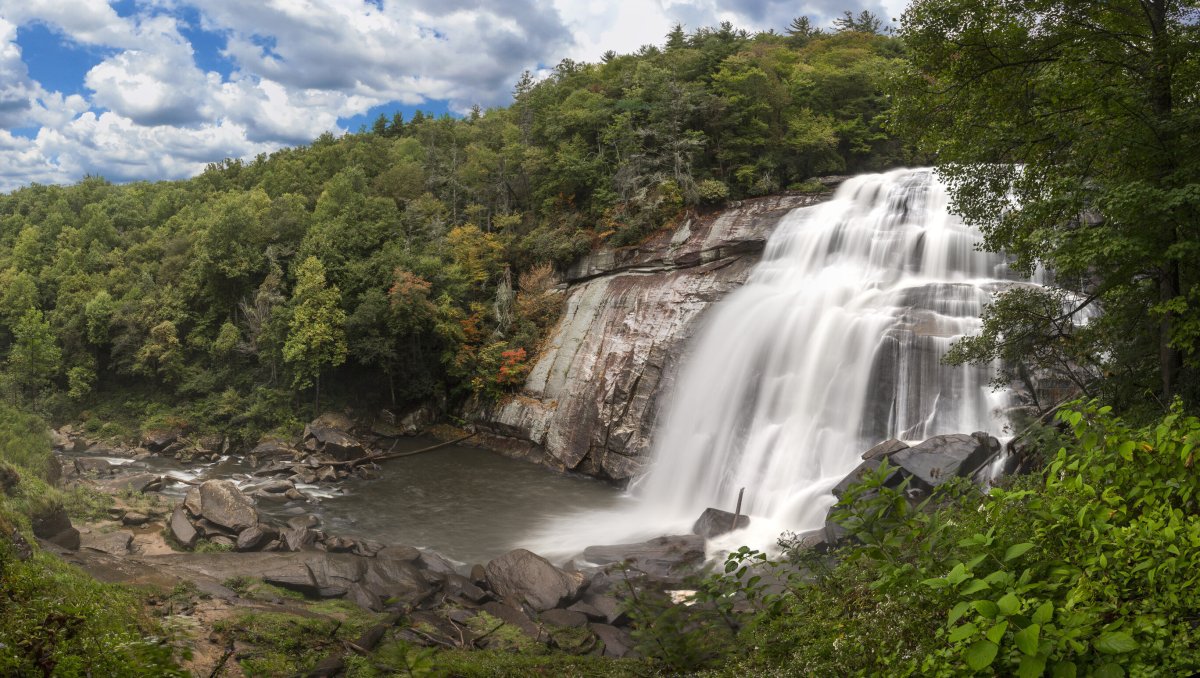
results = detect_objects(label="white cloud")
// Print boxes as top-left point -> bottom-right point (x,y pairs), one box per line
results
0,0 -> 914,192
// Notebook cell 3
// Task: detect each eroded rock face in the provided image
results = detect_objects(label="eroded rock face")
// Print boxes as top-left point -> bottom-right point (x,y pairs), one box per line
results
472,192 -> 836,481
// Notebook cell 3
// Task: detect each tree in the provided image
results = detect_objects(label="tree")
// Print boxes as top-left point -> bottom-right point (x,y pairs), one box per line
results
894,0 -> 1200,412
6,308 -> 61,399
786,16 -> 822,45
833,10 -> 884,34
283,256 -> 348,412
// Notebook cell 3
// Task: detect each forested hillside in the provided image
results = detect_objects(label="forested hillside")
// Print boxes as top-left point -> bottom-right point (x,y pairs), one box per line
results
0,21 -> 906,442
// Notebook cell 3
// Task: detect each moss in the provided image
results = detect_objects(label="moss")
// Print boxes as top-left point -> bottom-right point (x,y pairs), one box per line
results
192,538 -> 233,553
214,610 -> 361,676
428,649 -> 648,677
61,485 -> 114,522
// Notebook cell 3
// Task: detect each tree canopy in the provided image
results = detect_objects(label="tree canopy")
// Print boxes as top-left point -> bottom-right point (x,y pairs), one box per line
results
893,0 -> 1200,414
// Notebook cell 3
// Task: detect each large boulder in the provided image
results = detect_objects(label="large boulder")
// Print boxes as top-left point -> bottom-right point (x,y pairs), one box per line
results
692,507 -> 750,538
169,505 -> 198,549
31,504 -> 80,551
196,480 -> 258,532
582,535 -> 705,581
890,433 -> 1000,491
141,428 -> 181,452
485,548 -> 582,612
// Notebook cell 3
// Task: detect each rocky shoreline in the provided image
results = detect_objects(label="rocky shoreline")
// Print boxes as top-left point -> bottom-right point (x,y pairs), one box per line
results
36,407 -> 1034,674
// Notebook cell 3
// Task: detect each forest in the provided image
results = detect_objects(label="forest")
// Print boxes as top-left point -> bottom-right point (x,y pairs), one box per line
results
1,2 -> 1199,675
0,20 -> 907,442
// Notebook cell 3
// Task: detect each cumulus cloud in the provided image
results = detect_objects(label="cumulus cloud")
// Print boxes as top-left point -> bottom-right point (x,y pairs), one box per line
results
0,0 -> 912,192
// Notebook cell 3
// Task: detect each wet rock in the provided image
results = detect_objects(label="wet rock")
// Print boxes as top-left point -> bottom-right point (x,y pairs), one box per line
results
306,424 -> 366,461
590,623 -> 637,658
197,480 -> 258,532
469,563 -> 487,586
582,535 -> 705,581
692,507 -> 750,539
485,548 -> 582,612
121,511 -> 150,526
417,549 -> 458,576
169,505 -> 198,548
287,514 -> 320,530
891,433 -> 998,491
248,439 -> 296,458
862,438 -> 909,461
316,466 -> 338,483
353,539 -> 385,557
254,479 -> 294,494
74,457 -> 114,475
325,536 -> 355,553
82,530 -> 133,555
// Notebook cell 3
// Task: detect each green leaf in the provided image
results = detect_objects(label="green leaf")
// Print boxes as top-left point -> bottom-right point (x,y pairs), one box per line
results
964,640 -> 999,671
985,620 -> 1008,644
1051,661 -> 1078,678
1014,623 -> 1040,655
961,579 -> 990,595
1094,631 -> 1138,654
949,622 -> 978,643
1032,601 -> 1054,625
997,592 -> 1021,616
948,601 -> 971,626
947,562 -> 969,585
1094,663 -> 1126,678
1017,654 -> 1047,678
972,600 -> 999,618
1117,440 -> 1135,461
922,577 -> 949,590
1005,543 -> 1035,561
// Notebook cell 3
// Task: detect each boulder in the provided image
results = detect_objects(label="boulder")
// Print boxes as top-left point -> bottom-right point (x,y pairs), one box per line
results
360,553 -> 435,610
183,487 -> 203,516
566,601 -> 606,623
197,480 -> 258,532
582,535 -> 706,581
169,505 -> 198,548
283,526 -> 317,552
248,439 -> 296,459
692,507 -> 750,538
309,412 -> 356,433
30,504 -> 73,541
306,425 -> 366,461
590,623 -> 637,658
95,473 -> 163,494
417,549 -> 458,576
479,601 -> 542,641
236,525 -> 275,551
82,530 -> 133,555
862,438 -> 909,461
121,511 -> 150,526
73,457 -> 114,475
890,433 -> 999,491
540,608 -> 589,628
485,549 -> 583,612
830,457 -> 904,499
141,429 -> 180,452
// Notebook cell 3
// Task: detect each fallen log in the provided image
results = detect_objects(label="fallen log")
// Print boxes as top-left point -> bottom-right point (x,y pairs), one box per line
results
326,432 -> 477,468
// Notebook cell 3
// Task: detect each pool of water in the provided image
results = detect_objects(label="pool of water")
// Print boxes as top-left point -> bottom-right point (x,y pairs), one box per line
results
66,439 -> 623,566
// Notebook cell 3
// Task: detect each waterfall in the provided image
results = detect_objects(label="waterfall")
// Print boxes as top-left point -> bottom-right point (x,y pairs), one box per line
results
527,168 -> 1022,558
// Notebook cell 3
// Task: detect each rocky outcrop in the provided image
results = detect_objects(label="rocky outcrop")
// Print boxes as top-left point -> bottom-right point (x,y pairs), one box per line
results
472,190 -> 838,481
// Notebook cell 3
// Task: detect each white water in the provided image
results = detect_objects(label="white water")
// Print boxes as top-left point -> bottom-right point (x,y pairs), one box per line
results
528,168 -> 1022,559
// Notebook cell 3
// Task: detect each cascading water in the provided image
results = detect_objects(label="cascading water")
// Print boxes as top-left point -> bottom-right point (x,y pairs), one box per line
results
527,168 -> 1023,557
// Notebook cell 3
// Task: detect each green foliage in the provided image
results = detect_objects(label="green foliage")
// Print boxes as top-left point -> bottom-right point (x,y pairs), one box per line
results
893,0 -> 1200,411
700,402 -> 1200,675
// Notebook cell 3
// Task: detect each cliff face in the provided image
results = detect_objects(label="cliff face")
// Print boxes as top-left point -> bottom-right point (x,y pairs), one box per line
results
471,192 -> 835,482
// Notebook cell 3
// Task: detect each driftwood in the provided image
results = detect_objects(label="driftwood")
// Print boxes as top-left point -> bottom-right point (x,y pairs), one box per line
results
326,432 -> 477,468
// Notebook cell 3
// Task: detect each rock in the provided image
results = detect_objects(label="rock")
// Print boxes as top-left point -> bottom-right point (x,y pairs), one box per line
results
309,412 -> 356,433
306,656 -> 344,678
590,623 -> 637,658
580,591 -> 628,626
248,439 -> 296,458
7,527 -> 33,559
194,518 -> 236,538
183,487 -> 203,516
540,608 -> 589,628
316,466 -> 338,483
197,480 -> 258,531
46,527 -> 81,551
469,563 -> 487,586
361,553 -> 435,610
398,406 -> 435,435
121,511 -> 150,526
82,530 -> 133,555
254,479 -> 294,494
307,427 -> 366,461
470,193 -> 829,481
95,473 -> 163,494
417,549 -> 458,576
862,438 -> 909,461
44,455 -> 62,486
208,535 -> 236,549
692,507 -> 750,538
479,601 -> 542,641
441,573 -> 489,604
236,525 -> 274,551
30,505 -> 73,541
283,526 -> 316,552
287,514 -> 320,530
566,601 -> 606,622
485,549 -> 582,612
0,464 -> 20,494
353,539 -> 385,557
325,536 -> 356,552
891,433 -> 998,491
582,535 -> 706,581
142,429 -> 180,452
261,557 -> 320,596
830,457 -> 903,499
169,505 -> 198,548
73,457 -> 114,475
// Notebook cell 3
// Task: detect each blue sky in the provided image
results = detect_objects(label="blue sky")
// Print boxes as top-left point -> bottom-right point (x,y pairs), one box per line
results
0,0 -> 902,192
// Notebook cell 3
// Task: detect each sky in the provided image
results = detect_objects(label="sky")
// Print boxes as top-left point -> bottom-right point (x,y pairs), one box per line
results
0,0 -> 907,192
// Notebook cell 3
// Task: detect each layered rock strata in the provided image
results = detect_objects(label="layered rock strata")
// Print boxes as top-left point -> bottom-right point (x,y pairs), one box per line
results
473,191 -> 837,481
